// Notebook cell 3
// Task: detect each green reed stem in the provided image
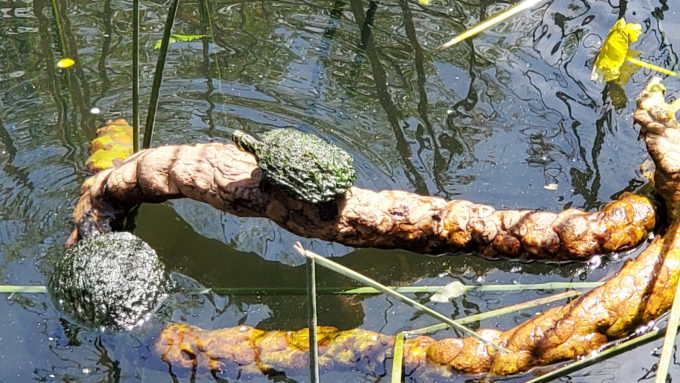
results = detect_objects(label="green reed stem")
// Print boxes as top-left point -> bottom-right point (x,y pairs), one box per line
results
0,286 -> 47,293
527,323 -> 678,383
655,227 -> 680,382
198,0 -> 221,81
132,0 -> 140,152
391,332 -> 405,383
438,0 -> 547,49
407,290 -> 580,336
49,0 -> 67,55
306,257 -> 320,382
293,243 -> 508,354
142,0 -> 180,149
1,281 -> 602,296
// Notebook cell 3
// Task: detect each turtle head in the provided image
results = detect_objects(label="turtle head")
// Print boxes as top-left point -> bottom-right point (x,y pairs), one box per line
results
232,130 -> 260,155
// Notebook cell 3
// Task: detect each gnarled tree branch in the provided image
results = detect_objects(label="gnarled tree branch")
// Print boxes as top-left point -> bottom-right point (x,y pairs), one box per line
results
69,131 -> 655,260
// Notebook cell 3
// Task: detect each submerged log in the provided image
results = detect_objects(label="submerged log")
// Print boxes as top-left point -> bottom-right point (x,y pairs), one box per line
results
68,130 -> 655,260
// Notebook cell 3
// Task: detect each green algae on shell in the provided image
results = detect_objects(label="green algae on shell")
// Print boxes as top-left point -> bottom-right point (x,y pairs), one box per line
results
232,129 -> 357,203
48,232 -> 173,330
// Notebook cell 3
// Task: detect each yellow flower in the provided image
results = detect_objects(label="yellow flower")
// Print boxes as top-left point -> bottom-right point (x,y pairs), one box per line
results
591,19 -> 641,82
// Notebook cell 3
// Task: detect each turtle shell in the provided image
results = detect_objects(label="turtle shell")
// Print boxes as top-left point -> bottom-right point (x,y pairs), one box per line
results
234,129 -> 356,203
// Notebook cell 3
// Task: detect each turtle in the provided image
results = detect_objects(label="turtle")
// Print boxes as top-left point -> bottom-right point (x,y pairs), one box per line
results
48,232 -> 173,330
232,128 -> 357,203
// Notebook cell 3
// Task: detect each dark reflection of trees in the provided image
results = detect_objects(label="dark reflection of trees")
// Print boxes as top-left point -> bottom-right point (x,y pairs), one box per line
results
93,0 -> 114,99
34,0 -> 89,155
349,0 -> 429,195
398,0 -> 447,193
52,0 -> 93,125
199,0 -> 218,138
34,0 -> 68,129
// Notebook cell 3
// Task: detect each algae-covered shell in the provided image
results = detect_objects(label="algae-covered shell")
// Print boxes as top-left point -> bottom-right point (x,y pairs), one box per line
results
233,129 -> 357,203
48,232 -> 173,330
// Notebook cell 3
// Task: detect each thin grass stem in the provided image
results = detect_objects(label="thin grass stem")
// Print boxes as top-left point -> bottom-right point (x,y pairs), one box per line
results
198,0 -> 222,82
626,57 -> 678,77
49,0 -> 67,56
407,290 -> 580,336
391,332 -> 405,383
655,230 -> 680,382
293,243 -> 508,353
527,323 -> 678,383
142,0 -> 180,149
132,0 -> 140,152
438,0 -> 547,50
306,257 -> 320,382
0,286 -> 47,293
1,282 -> 602,296
195,282 -> 600,296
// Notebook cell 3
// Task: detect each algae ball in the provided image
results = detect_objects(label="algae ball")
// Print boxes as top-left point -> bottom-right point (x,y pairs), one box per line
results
48,232 -> 173,330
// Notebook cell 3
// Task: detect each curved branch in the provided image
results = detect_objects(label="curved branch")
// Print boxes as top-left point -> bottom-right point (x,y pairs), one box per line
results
153,221 -> 678,378
69,137 -> 654,260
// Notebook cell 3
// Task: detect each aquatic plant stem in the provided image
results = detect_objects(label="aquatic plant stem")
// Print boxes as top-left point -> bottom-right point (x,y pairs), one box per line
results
132,0 -> 139,152
197,282 -> 602,295
49,0 -> 67,57
142,0 -> 180,149
306,257 -> 320,382
0,282 -> 603,296
0,286 -> 47,293
438,0 -> 547,49
655,225 -> 680,382
626,57 -> 678,78
527,322 -> 680,383
198,0 -> 221,81
407,290 -> 581,336
391,332 -> 405,383
293,243 -> 509,353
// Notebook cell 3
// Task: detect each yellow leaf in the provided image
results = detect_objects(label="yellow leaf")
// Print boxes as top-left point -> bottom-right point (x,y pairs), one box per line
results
418,0 -> 430,5
591,19 -> 641,82
56,58 -> 75,68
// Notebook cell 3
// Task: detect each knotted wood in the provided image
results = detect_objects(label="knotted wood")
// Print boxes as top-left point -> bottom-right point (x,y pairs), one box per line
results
69,128 -> 655,260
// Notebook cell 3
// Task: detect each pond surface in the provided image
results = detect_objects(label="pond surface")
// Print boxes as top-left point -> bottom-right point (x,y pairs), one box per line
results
1,0 -> 678,381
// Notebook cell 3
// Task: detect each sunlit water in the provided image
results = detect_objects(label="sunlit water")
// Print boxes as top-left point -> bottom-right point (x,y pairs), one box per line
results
0,0 -> 678,381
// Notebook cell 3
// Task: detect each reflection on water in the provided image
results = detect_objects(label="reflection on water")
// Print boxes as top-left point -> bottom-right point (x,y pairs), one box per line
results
0,0 -> 677,381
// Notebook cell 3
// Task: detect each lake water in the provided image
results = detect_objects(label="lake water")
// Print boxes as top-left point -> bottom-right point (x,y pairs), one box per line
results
0,0 -> 678,381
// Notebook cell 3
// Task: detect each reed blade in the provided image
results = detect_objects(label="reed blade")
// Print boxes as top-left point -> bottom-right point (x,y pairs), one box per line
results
527,325 -> 679,383
306,257 -> 320,382
438,0 -> 547,50
655,226 -> 680,383
626,56 -> 678,77
142,0 -> 180,149
132,0 -> 140,152
407,290 -> 580,336
0,286 -> 47,293
390,332 -> 405,383
293,243 -> 509,353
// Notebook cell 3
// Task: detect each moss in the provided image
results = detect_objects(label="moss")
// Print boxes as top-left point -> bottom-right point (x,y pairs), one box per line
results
48,232 -> 173,330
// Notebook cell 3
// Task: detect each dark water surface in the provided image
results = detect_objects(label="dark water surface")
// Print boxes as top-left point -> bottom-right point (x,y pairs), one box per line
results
1,0 -> 679,381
